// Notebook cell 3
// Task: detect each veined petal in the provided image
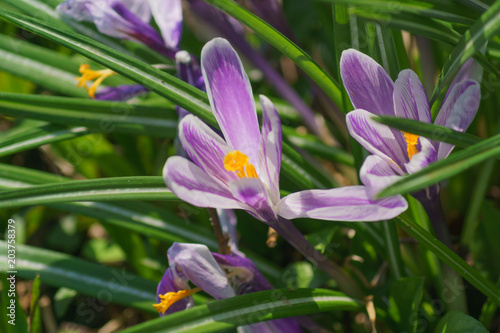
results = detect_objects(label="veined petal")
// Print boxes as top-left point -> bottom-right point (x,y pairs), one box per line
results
228,178 -> 276,221
121,0 -> 151,22
258,95 -> 282,204
201,38 -> 261,165
277,186 -> 408,221
394,69 -> 431,123
156,267 -> 192,316
179,115 -> 236,184
446,58 -> 483,99
434,80 -> 480,159
360,155 -> 402,199
168,243 -> 235,300
163,156 -> 242,209
405,137 -> 437,174
346,109 -> 407,172
212,253 -> 274,293
340,49 -> 395,116
149,0 -> 183,49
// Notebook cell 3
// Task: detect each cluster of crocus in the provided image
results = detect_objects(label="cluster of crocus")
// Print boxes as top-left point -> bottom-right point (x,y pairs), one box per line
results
154,242 -> 302,332
163,38 -> 408,225
340,49 -> 481,208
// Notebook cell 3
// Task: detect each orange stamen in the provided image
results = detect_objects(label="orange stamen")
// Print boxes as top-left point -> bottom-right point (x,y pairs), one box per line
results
76,64 -> 117,98
223,151 -> 258,178
152,287 -> 202,315
402,131 -> 419,160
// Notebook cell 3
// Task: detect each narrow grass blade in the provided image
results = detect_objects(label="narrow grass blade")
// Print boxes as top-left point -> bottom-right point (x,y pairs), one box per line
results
120,288 -> 361,333
378,134 -> 500,198
0,176 -> 178,208
376,116 -> 482,148
0,124 -> 90,157
0,241 -> 159,312
396,212 -> 500,306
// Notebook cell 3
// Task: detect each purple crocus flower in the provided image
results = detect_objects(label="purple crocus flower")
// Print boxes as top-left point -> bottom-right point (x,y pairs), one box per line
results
59,0 -> 183,100
154,242 -> 302,332
57,0 -> 181,57
163,38 -> 408,224
341,48 -> 481,246
341,49 -> 481,204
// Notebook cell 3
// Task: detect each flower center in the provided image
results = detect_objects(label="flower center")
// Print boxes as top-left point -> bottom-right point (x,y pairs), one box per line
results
223,151 -> 258,178
402,131 -> 419,160
152,287 -> 202,315
76,64 -> 117,98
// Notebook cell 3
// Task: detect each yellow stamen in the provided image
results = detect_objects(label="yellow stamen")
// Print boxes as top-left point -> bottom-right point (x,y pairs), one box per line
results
223,151 -> 258,178
152,287 -> 202,315
402,131 -> 419,160
76,64 -> 117,98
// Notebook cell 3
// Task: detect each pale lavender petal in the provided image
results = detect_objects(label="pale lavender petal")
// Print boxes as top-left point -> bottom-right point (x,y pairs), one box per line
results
179,115 -> 237,184
120,0 -> 151,22
446,58 -> 483,99
156,267 -> 192,316
163,156 -> 242,209
201,38 -> 261,165
434,80 -> 480,159
228,178 -> 276,221
340,49 -> 395,116
405,137 -> 437,174
346,109 -> 407,172
258,95 -> 282,204
149,0 -> 183,49
277,186 -> 408,221
168,243 -> 235,300
393,69 -> 431,123
360,155 -> 402,199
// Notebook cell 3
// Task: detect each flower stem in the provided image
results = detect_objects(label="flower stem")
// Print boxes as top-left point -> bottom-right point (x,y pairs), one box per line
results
273,217 -> 364,299
207,208 -> 231,255
417,195 -> 452,249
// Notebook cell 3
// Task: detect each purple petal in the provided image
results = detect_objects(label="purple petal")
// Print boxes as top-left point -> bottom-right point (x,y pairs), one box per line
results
340,49 -> 395,116
179,115 -> 237,184
346,109 -> 407,172
405,137 -> 437,174
156,267 -> 192,316
201,38 -> 261,165
149,0 -> 183,49
258,95 -> 282,204
434,80 -> 480,159
168,243 -> 235,300
212,253 -> 274,293
163,156 -> 242,209
277,186 -> 408,221
228,178 -> 276,221
360,155 -> 402,199
393,69 -> 431,123
446,59 -> 483,99
120,0 -> 151,22
241,319 -> 303,333
94,84 -> 149,101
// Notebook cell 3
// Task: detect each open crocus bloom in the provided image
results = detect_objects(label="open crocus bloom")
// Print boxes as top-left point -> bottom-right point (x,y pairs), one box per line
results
154,242 -> 302,332
341,49 -> 481,200
164,38 -> 408,223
